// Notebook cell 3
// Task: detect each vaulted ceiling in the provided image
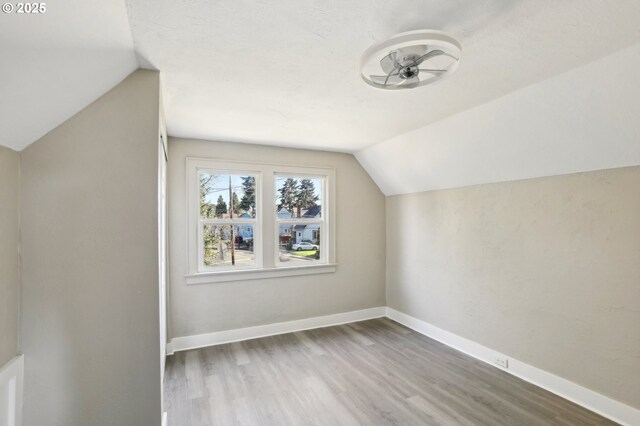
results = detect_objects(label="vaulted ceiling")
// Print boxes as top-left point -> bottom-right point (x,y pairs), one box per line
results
2,1 -> 640,156
0,0 -> 138,151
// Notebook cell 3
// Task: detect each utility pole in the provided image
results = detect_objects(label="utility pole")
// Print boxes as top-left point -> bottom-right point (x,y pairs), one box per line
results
229,175 -> 235,265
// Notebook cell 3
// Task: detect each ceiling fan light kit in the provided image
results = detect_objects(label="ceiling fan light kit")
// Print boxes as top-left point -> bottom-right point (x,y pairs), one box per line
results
360,30 -> 462,90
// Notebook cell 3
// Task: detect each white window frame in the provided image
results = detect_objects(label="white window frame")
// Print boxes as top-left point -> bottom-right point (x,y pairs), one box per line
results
274,172 -> 327,267
195,166 -> 262,273
186,158 -> 336,284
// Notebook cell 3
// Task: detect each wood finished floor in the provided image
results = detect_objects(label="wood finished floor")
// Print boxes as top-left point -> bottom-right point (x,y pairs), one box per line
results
164,318 -> 617,426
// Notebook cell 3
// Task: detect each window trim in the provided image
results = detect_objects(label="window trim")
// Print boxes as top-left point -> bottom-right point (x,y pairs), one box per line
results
185,263 -> 337,284
186,157 -> 336,284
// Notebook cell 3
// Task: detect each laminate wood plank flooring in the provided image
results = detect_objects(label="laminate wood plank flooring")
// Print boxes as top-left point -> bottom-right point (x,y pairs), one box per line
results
164,318 -> 617,426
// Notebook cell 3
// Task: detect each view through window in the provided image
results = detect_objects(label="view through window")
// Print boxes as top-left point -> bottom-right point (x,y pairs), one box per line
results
188,158 -> 334,278
199,171 -> 257,269
275,176 -> 324,265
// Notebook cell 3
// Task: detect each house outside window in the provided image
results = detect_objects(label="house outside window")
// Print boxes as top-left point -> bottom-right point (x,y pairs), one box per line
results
186,158 -> 335,284
198,170 -> 259,271
275,176 -> 325,266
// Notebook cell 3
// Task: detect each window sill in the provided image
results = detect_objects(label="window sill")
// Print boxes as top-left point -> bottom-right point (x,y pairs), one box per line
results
185,263 -> 337,285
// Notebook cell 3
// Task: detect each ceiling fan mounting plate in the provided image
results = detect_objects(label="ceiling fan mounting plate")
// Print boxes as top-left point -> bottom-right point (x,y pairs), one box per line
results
361,30 -> 462,90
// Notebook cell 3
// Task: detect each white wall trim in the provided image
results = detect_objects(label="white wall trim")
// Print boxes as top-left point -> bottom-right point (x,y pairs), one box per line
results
185,263 -> 337,285
385,307 -> 640,426
166,307 -> 638,425
0,355 -> 24,426
168,307 -> 386,354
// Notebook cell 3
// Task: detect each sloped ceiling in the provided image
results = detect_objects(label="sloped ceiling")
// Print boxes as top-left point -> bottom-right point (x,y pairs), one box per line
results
125,0 -> 640,152
357,43 -> 640,195
0,0 -> 137,151
2,0 -> 640,193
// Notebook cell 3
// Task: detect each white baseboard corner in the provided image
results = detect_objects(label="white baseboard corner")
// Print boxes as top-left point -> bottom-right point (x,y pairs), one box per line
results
168,306 -> 386,354
385,307 -> 640,426
165,306 -> 638,425
161,411 -> 167,426
0,354 -> 24,426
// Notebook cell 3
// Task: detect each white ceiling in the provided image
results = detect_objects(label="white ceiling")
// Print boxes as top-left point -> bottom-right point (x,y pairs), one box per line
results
0,0 -> 138,151
2,1 -> 640,155
125,0 -> 640,152
357,43 -> 640,195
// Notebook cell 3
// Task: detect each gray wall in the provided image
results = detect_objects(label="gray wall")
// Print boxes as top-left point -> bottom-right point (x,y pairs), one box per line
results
20,70 -> 161,426
168,138 -> 386,337
0,146 -> 20,368
386,166 -> 640,409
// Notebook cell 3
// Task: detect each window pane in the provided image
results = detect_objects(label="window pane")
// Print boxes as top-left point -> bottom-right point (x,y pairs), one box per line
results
203,224 -> 255,268
275,176 -> 322,219
200,172 -> 256,219
278,224 -> 321,264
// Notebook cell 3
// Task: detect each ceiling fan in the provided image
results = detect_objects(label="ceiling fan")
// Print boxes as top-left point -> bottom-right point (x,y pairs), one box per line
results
360,30 -> 462,90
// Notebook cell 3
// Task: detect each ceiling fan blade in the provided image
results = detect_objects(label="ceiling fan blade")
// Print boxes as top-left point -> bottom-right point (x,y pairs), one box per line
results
399,76 -> 420,89
418,69 -> 447,74
414,49 -> 458,66
370,72 -> 401,86
380,52 -> 398,74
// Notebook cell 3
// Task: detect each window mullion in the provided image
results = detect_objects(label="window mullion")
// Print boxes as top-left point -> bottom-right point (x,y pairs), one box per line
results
190,159 -> 333,275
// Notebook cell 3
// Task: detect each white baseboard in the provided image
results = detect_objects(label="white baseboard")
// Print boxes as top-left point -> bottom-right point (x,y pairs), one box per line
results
0,355 -> 24,426
166,306 -> 638,425
168,307 -> 386,353
161,411 -> 167,426
386,307 -> 640,426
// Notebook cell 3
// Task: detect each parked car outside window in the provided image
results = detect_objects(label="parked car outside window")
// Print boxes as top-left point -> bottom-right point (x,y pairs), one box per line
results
291,242 -> 318,251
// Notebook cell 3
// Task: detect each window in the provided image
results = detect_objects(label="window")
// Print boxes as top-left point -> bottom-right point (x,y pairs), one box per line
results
275,175 -> 325,266
187,159 -> 335,283
198,170 -> 259,271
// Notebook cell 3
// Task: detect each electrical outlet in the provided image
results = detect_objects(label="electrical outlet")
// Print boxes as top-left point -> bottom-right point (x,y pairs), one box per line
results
495,356 -> 509,369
